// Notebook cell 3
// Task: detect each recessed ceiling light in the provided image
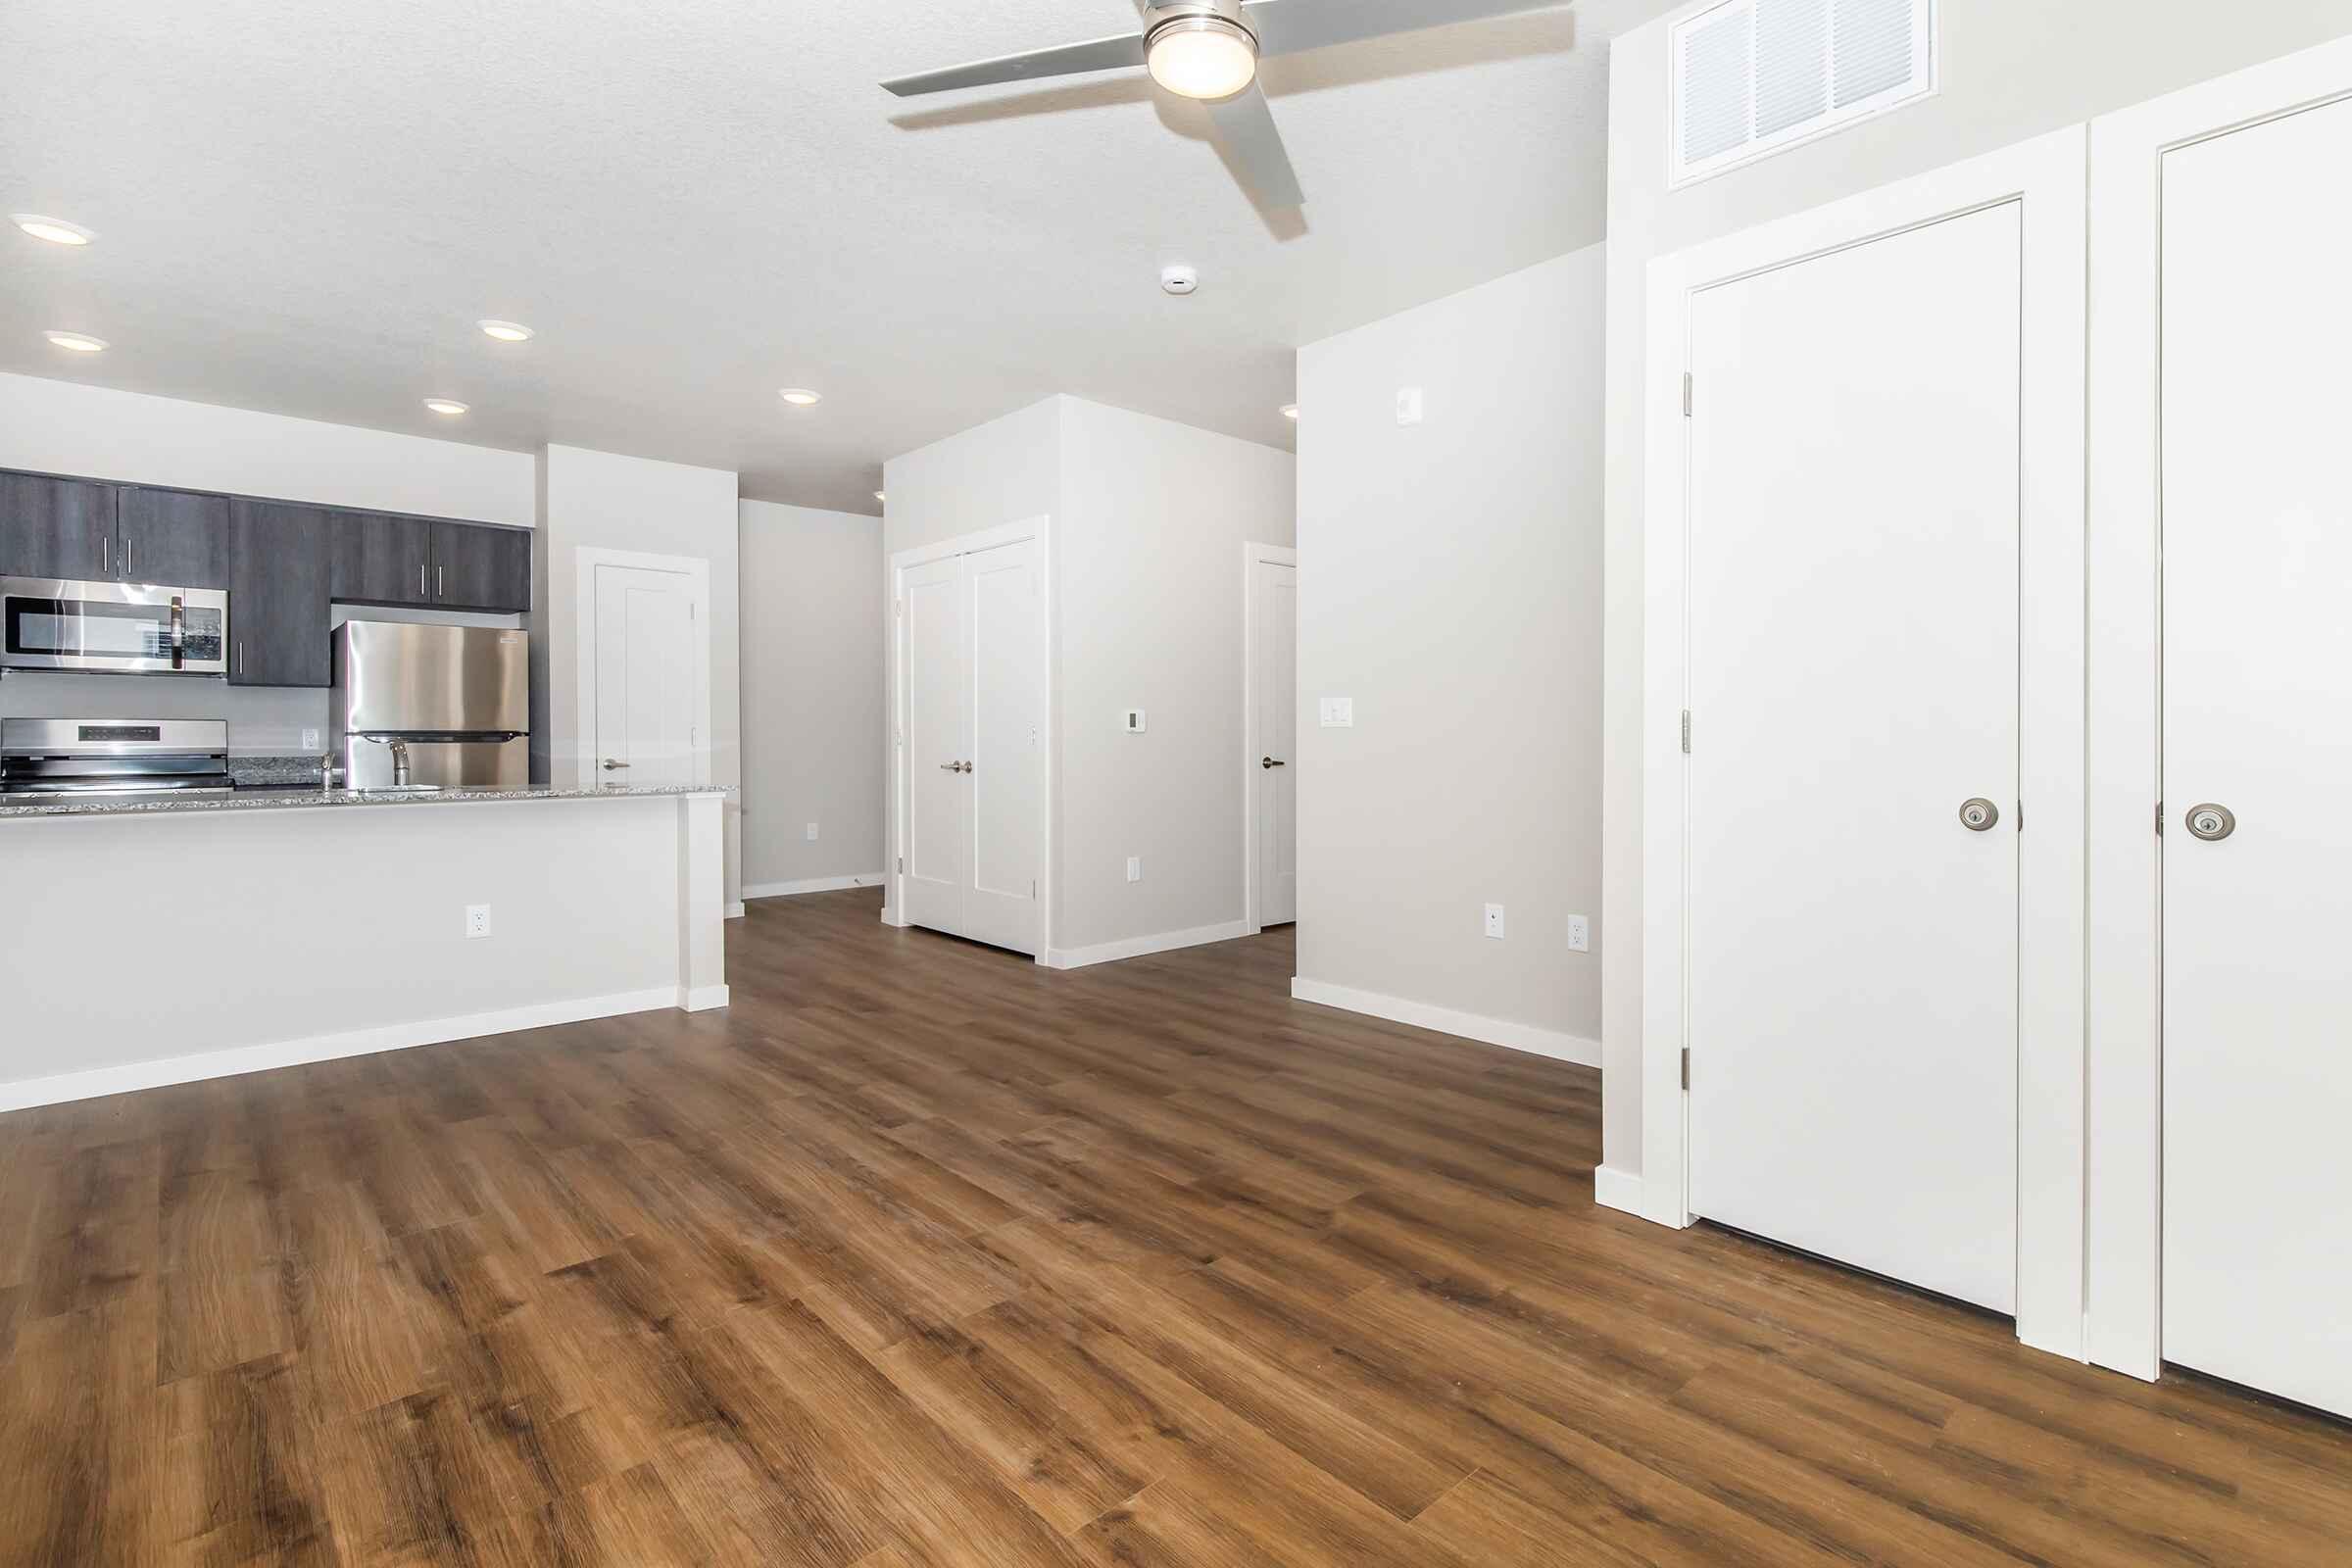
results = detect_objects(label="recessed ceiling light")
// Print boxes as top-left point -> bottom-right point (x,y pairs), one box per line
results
423,398 -> 469,416
1280,403 -> 1298,420
14,214 -> 94,246
779,388 -> 822,407
477,319 -> 534,342
44,330 -> 107,353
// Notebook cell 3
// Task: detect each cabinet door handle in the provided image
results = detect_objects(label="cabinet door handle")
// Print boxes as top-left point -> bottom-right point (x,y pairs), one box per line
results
437,564 -> 444,599
237,640 -> 245,677
124,536 -> 133,578
420,562 -> 427,598
104,533 -> 111,574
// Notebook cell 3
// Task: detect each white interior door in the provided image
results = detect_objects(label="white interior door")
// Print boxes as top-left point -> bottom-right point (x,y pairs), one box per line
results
2161,97 -> 2352,1419
901,553 -> 971,938
962,538 -> 1043,956
1684,204 -> 2023,1313
1252,557 -> 1298,926
593,564 -> 697,787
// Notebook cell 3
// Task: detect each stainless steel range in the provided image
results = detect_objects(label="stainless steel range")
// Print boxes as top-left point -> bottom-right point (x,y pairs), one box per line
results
0,718 -> 234,798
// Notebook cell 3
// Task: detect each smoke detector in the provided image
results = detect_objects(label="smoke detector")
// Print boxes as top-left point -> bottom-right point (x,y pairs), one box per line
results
1160,264 -> 1200,296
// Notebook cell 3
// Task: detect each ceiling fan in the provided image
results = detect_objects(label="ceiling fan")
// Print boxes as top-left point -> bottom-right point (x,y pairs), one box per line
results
882,0 -> 1570,209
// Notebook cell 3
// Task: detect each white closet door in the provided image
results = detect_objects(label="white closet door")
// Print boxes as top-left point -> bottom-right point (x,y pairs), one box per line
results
2162,97 -> 2352,1419
1685,203 -> 2023,1313
901,553 -> 971,937
962,537 -> 1043,956
1253,558 -> 1298,926
594,564 -> 698,787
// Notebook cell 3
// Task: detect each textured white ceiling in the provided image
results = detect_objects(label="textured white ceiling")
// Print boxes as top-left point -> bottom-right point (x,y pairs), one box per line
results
0,0 -> 1670,514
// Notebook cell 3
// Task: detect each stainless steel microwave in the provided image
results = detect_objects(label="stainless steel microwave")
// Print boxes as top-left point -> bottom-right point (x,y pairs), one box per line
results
0,577 -> 230,675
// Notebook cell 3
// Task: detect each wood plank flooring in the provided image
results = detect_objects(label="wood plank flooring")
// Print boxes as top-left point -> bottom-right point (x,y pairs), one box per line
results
3,888 -> 2348,1565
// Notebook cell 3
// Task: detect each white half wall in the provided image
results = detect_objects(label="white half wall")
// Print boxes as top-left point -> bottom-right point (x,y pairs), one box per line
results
1597,0 -> 2352,1191
535,444 -> 744,906
738,499 -> 887,894
1295,247 -> 1605,1060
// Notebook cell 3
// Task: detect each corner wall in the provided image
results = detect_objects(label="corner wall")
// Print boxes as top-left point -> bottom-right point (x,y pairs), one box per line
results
538,444 -> 743,905
738,499 -> 886,895
1598,0 -> 2352,1194
1295,246 -> 1605,1062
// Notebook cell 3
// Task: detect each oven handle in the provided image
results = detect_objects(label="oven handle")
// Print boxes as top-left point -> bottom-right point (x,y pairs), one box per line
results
170,595 -> 185,671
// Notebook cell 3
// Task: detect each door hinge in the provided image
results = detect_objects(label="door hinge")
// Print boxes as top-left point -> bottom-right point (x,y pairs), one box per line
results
2156,800 -> 2164,836
1680,710 -> 1691,755
1031,879 -> 1037,900
898,855 -> 905,873
1681,1048 -> 1690,1090
2017,799 -> 2024,833
1682,372 -> 1693,418
895,600 -> 904,617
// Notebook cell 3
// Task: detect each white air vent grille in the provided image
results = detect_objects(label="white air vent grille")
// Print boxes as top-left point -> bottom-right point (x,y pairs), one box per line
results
1671,0 -> 1934,186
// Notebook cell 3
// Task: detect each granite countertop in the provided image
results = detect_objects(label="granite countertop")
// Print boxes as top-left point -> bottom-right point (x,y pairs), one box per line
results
0,783 -> 728,820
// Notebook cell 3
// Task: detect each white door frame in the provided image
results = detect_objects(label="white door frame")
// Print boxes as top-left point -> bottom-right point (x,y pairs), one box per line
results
2084,33 -> 2352,1386
1242,542 -> 1298,935
572,546 -> 712,788
883,516 -> 1054,961
1640,127 -> 2087,1360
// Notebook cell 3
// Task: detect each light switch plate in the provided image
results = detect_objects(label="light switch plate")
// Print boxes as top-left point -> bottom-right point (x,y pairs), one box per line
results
806,821 -> 819,842
1396,387 -> 1425,425
466,904 -> 493,940
1123,709 -> 1147,734
1319,697 -> 1353,728
1567,914 -> 1590,954
1126,856 -> 1143,883
1484,903 -> 1505,940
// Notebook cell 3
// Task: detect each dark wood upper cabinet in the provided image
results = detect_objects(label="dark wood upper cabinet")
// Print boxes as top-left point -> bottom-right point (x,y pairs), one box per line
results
117,488 -> 230,589
431,521 -> 531,612
228,501 -> 334,688
330,513 -> 435,607
0,470 -> 118,580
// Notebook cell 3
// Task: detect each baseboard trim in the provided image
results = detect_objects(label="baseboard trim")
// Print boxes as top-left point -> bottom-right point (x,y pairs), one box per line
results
1044,918 -> 1254,971
0,986 -> 684,1113
1593,1163 -> 1644,1215
1287,977 -> 1602,1068
744,872 -> 889,900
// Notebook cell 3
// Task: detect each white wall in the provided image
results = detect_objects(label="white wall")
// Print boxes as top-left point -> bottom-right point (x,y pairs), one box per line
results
0,794 -> 723,1109
738,499 -> 886,895
1597,3 -> 2352,1186
0,371 -> 538,753
536,444 -> 743,905
879,395 -> 1295,958
1055,397 -> 1296,956
1295,247 -> 1605,1059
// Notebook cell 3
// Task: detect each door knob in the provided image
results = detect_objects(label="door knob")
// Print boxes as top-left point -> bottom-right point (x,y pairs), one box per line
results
603,759 -> 630,771
2185,803 -> 2235,842
1958,798 -> 1999,832
1261,756 -> 1286,769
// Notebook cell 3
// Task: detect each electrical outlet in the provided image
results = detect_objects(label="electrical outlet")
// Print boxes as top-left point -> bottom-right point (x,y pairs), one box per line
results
1318,696 -> 1353,728
1484,903 -> 1505,940
1126,856 -> 1142,884
1123,709 -> 1147,734
301,728 -> 320,752
806,821 -> 819,841
1567,914 -> 1590,954
1396,387 -> 1425,425
466,904 -> 493,940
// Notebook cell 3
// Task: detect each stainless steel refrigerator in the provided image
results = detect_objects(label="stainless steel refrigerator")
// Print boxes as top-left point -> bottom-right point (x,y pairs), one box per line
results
330,621 -> 530,789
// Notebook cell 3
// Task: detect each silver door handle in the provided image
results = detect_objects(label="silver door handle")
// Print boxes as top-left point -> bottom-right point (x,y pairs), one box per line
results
103,533 -> 111,574
940,762 -> 959,771
237,640 -> 245,677
603,759 -> 630,770
1261,756 -> 1285,768
437,564 -> 444,599
1958,798 -> 2000,831
125,537 -> 133,578
170,595 -> 185,671
420,562 -> 428,597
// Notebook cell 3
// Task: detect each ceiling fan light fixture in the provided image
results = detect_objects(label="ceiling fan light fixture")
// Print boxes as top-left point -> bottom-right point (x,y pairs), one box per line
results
1146,15 -> 1258,101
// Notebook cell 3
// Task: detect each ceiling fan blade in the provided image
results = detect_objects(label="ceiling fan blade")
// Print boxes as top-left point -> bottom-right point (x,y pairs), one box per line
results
1204,83 -> 1305,209
882,31 -> 1145,97
1242,0 -> 1568,59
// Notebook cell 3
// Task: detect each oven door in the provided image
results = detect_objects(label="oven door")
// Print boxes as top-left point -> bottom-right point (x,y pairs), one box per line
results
0,578 -> 229,675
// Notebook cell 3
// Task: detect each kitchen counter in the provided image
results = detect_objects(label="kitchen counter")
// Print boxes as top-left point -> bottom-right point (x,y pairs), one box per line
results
0,782 -> 726,820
